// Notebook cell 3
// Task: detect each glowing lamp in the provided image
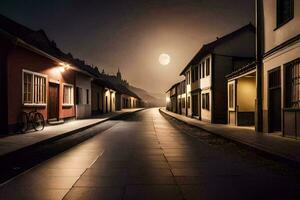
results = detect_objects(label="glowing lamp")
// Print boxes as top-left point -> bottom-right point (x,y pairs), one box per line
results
58,63 -> 70,73
166,97 -> 171,103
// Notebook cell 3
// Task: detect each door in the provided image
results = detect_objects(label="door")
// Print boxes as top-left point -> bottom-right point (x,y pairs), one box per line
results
192,94 -> 199,116
269,68 -> 281,132
48,83 -> 59,120
110,92 -> 112,112
105,96 -> 108,113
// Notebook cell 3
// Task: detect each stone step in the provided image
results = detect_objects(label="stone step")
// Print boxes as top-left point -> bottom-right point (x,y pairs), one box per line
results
47,119 -> 64,125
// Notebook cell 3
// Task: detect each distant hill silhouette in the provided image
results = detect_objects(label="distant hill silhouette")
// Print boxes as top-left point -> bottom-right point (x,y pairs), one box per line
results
128,86 -> 165,107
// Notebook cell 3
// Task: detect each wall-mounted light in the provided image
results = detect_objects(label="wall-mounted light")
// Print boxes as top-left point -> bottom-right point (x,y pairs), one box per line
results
166,97 -> 170,103
58,62 -> 70,73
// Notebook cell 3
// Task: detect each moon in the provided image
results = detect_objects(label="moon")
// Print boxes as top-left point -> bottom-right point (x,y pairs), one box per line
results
159,53 -> 171,66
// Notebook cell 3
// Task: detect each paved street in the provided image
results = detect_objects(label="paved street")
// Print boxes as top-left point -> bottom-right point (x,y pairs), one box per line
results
1,108 -> 300,200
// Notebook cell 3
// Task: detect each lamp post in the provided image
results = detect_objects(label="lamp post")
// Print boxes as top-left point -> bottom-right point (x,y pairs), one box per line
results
255,0 -> 264,133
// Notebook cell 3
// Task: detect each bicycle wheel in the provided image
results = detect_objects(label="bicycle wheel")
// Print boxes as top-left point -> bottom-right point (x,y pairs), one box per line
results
33,112 -> 45,131
17,112 -> 28,133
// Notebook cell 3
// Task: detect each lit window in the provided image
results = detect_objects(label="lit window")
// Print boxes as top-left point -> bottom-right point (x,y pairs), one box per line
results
23,70 -> 46,105
63,84 -> 74,105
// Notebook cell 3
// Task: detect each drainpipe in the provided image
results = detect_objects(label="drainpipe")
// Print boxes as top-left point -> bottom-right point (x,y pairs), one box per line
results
255,0 -> 264,132
0,44 -> 9,132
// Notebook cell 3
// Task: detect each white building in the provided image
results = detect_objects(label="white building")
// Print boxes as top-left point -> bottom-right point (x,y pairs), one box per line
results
260,0 -> 300,137
181,24 -> 256,123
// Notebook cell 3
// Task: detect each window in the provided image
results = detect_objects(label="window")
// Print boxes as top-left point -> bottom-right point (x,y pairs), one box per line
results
186,71 -> 191,84
187,96 -> 190,108
277,0 -> 294,27
76,87 -> 82,105
202,62 -> 205,78
202,93 -> 210,110
182,97 -> 186,108
63,84 -> 74,105
86,89 -> 89,104
206,58 -> 210,76
269,68 -> 281,89
23,70 -> 46,105
191,66 -> 198,82
182,81 -> 186,93
228,83 -> 235,110
286,59 -> 300,108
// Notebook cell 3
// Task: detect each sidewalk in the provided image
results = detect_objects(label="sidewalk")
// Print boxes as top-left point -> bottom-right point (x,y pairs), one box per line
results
0,108 -> 143,158
160,108 -> 300,164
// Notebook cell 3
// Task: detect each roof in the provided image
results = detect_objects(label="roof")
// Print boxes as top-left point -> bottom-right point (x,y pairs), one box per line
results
180,23 -> 255,75
0,14 -> 141,100
0,14 -> 96,77
96,74 -> 141,99
226,61 -> 256,80
166,81 -> 181,93
116,84 -> 141,99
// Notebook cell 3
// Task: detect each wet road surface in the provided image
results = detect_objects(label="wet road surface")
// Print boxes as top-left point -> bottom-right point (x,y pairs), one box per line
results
0,108 -> 300,200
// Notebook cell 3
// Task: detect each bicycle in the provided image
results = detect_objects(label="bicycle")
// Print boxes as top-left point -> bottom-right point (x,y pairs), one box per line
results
18,109 -> 45,133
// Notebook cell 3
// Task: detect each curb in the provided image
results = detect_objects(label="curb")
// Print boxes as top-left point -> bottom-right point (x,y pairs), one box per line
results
0,108 -> 144,161
159,108 -> 300,167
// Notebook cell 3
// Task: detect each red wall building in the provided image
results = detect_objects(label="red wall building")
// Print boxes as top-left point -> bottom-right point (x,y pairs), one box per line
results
0,35 -> 78,132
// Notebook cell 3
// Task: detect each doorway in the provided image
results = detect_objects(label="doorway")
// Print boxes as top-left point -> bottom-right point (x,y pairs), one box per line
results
268,68 -> 281,132
192,94 -> 199,116
48,82 -> 59,120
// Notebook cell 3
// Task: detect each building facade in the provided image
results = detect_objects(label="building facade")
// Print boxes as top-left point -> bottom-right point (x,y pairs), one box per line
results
180,24 -> 256,123
75,72 -> 92,119
226,62 -> 256,126
260,0 -> 300,137
0,14 -> 143,133
0,23 -> 91,131
177,80 -> 186,115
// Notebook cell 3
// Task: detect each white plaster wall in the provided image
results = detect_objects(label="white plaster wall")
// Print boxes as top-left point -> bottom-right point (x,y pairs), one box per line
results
263,0 -> 300,52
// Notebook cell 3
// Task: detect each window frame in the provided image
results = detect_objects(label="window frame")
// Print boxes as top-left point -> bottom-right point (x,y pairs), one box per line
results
62,83 -> 74,106
76,87 -> 82,105
206,58 -> 210,76
182,97 -> 186,108
86,89 -> 89,105
276,0 -> 294,29
285,58 -> 300,109
202,93 -> 210,111
22,69 -> 47,107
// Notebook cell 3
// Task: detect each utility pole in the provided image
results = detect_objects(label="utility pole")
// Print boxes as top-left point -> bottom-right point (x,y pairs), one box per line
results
255,0 -> 264,132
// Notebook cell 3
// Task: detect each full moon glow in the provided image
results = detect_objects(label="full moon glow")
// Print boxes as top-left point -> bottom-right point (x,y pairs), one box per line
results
159,53 -> 171,66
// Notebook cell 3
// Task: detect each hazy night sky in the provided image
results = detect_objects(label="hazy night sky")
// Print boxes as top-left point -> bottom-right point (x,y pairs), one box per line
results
0,0 -> 255,95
